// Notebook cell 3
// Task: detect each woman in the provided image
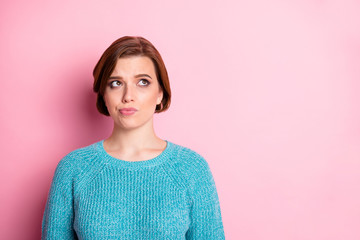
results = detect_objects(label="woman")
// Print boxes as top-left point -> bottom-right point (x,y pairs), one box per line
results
42,36 -> 225,239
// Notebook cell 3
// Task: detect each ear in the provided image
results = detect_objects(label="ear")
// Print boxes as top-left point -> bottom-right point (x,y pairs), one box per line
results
156,87 -> 163,105
102,93 -> 107,106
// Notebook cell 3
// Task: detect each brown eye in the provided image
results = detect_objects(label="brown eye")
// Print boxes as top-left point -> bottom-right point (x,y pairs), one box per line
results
110,80 -> 122,88
138,79 -> 150,86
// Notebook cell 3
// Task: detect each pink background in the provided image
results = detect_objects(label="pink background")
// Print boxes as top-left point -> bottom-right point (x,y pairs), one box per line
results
1,0 -> 360,239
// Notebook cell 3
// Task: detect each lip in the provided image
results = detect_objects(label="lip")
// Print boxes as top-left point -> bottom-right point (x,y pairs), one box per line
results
119,107 -> 137,116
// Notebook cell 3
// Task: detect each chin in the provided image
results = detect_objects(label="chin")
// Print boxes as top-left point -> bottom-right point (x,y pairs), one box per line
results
115,120 -> 151,131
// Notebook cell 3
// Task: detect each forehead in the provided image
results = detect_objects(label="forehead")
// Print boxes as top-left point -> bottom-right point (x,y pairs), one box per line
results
110,56 -> 156,76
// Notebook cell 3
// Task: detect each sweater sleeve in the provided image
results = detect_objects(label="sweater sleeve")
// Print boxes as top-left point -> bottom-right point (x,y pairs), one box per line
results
185,154 -> 225,240
42,155 -> 78,240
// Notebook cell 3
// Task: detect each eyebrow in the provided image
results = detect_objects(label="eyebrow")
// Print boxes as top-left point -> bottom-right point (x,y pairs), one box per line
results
135,74 -> 152,79
108,74 -> 152,80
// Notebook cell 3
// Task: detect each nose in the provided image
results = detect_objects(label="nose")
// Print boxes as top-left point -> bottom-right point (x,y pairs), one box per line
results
122,84 -> 134,103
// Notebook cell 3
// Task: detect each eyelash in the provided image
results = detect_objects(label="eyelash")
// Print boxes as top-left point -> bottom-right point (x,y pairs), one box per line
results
138,79 -> 150,86
108,79 -> 150,88
109,80 -> 121,88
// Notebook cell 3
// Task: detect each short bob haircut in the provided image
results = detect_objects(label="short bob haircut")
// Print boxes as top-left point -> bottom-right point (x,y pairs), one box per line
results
93,36 -> 171,116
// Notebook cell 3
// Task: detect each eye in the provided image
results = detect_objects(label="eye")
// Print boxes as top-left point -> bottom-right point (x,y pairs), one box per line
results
138,79 -> 150,86
109,80 -> 122,88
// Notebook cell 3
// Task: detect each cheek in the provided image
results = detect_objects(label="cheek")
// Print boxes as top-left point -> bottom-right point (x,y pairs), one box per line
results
148,92 -> 162,105
103,94 -> 116,109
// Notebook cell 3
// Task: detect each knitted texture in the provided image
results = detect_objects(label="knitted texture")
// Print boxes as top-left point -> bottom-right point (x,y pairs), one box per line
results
42,140 -> 225,239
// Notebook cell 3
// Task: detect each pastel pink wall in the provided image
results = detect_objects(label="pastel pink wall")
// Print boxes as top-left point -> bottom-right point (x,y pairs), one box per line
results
1,0 -> 359,239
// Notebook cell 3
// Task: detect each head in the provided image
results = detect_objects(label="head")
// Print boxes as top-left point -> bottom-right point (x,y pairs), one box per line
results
93,36 -> 171,116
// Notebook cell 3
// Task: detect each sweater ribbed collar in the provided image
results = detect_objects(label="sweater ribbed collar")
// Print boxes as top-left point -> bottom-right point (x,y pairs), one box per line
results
95,140 -> 173,169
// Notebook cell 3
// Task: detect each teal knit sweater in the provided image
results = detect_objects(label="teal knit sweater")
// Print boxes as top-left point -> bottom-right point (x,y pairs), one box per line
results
42,140 -> 225,239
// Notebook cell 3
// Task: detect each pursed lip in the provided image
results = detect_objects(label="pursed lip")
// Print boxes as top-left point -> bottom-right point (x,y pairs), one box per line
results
119,107 -> 138,115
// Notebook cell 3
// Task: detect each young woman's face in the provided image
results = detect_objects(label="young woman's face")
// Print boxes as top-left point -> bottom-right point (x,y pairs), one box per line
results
103,56 -> 163,130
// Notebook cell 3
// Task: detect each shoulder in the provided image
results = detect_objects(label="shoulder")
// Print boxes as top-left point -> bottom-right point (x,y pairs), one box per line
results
168,141 -> 210,169
166,141 -> 212,184
63,141 -> 100,162
54,141 -> 102,178
165,142 -> 218,200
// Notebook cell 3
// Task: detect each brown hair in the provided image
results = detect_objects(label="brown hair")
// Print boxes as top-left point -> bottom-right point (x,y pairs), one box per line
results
93,36 -> 171,116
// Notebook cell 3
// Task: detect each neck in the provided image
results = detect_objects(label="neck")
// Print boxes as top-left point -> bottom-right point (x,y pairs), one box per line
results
105,120 -> 163,152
